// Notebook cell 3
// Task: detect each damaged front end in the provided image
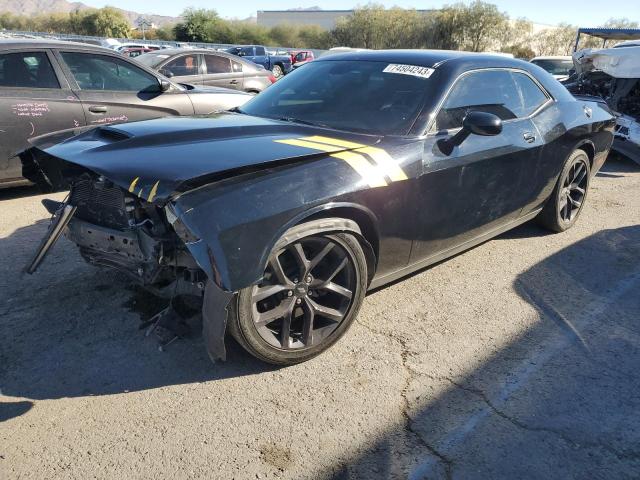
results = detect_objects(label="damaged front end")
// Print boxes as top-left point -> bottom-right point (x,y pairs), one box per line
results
563,47 -> 640,163
22,150 -> 233,360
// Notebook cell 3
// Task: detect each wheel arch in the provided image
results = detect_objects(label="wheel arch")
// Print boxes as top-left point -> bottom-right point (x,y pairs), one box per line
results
574,139 -> 596,169
259,202 -> 380,287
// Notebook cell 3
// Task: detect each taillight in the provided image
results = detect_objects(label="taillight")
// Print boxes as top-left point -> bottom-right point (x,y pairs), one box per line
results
268,75 -> 277,84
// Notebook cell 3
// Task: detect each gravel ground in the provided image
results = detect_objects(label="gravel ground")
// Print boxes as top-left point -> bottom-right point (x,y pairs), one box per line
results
1,156 -> 639,480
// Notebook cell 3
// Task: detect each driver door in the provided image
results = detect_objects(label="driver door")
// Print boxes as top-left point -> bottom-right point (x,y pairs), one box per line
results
410,68 -> 546,263
54,50 -> 194,127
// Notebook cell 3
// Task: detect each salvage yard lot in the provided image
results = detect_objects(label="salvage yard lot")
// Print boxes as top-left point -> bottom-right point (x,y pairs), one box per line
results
1,156 -> 639,479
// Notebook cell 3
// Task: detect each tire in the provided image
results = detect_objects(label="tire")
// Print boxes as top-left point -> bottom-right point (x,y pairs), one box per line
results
271,64 -> 284,79
537,149 -> 591,232
228,221 -> 368,365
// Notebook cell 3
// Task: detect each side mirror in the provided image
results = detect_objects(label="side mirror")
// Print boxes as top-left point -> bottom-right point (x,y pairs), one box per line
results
438,111 -> 502,155
159,80 -> 171,92
159,68 -> 173,78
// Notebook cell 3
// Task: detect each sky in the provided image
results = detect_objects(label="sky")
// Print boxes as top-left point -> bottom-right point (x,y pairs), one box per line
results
83,0 -> 640,26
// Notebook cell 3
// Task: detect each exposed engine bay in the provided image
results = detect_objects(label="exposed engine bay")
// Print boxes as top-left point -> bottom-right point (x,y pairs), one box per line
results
563,46 -> 640,163
47,174 -> 206,299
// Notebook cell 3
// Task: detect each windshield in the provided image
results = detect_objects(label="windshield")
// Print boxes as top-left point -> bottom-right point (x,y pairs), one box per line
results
531,59 -> 574,76
136,53 -> 171,68
239,60 -> 432,135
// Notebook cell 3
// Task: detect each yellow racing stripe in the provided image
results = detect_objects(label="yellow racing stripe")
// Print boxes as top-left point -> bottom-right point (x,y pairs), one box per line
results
275,138 -> 344,152
301,136 -> 408,181
275,138 -> 387,188
330,151 -> 388,188
302,135 -> 365,149
358,147 -> 408,181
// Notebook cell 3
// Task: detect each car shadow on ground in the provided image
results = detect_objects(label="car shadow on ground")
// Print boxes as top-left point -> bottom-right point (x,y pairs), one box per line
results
0,184 -> 41,201
0,220 -> 273,422
323,225 -> 640,479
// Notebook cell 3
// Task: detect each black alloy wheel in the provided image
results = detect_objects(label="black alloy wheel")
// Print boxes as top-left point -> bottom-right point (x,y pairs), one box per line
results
537,149 -> 591,232
228,221 -> 368,365
558,157 -> 588,223
251,235 -> 356,350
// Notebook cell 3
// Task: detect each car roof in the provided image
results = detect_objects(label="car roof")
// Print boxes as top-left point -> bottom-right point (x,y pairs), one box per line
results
531,56 -> 572,60
149,48 -> 238,57
0,38 -> 114,52
315,49 -> 533,69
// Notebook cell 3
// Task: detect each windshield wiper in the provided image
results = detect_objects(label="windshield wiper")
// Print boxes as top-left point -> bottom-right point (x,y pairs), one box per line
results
277,117 -> 331,129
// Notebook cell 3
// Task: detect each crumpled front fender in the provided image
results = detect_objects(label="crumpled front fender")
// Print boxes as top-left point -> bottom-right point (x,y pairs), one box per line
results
170,155 -> 367,293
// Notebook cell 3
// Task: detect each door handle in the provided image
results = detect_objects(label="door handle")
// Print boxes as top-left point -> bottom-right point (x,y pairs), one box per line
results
88,105 -> 108,113
523,132 -> 536,143
229,79 -> 238,85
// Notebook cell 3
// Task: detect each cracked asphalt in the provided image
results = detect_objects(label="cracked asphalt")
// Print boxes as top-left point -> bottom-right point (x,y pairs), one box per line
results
1,156 -> 639,480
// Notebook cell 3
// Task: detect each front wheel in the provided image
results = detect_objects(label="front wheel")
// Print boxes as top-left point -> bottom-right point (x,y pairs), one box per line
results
537,149 -> 591,232
228,222 -> 368,365
271,64 -> 284,79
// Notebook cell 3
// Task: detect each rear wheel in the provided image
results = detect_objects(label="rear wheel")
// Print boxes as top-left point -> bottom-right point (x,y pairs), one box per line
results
228,222 -> 367,365
271,64 -> 284,79
537,149 -> 591,232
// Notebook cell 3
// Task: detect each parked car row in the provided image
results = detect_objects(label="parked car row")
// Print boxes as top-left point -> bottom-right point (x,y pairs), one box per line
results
0,39 -> 252,187
136,49 -> 276,93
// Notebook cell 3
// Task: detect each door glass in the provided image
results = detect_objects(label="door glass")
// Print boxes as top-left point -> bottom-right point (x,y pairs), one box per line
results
511,72 -> 549,117
241,47 -> 255,56
435,70 -> 524,131
163,54 -> 199,77
61,52 -> 158,92
205,55 -> 231,74
0,52 -> 59,88
255,47 -> 266,56
295,52 -> 305,62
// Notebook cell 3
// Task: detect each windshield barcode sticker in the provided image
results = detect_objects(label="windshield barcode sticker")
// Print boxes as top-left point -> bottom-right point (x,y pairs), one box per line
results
383,64 -> 434,79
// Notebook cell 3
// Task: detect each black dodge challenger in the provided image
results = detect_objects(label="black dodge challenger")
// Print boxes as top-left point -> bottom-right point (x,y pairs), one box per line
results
22,50 -> 615,365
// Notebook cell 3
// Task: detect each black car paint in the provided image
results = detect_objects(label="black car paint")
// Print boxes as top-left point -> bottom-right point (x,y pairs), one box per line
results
23,51 -> 615,354
0,40 -> 250,187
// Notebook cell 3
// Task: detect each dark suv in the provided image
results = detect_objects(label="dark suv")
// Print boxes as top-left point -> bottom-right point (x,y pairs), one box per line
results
0,40 -> 251,188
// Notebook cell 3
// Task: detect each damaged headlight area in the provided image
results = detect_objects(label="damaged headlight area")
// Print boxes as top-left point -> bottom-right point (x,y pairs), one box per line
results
37,173 -> 208,298
164,203 -> 200,244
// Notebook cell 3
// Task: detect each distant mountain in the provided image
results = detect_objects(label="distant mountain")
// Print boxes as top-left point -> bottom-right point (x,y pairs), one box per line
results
0,0 -> 180,27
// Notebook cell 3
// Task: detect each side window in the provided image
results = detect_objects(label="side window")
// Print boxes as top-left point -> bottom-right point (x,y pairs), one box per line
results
241,47 -> 255,56
255,47 -> 266,56
0,51 -> 59,88
204,55 -> 231,74
294,52 -> 305,62
435,70 -> 522,131
232,61 -> 243,73
163,54 -> 199,77
61,52 -> 158,92
511,72 -> 549,117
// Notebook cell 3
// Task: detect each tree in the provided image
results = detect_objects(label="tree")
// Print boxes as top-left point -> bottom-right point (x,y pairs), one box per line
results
601,18 -> 639,29
174,9 -> 218,42
533,24 -> 577,56
92,8 -> 130,38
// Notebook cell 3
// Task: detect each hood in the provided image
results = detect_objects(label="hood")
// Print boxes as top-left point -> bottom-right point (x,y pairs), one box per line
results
573,47 -> 640,78
37,113 -> 380,203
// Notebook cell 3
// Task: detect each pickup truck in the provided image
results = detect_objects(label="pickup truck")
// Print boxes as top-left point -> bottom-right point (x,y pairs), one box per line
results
225,45 -> 292,78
